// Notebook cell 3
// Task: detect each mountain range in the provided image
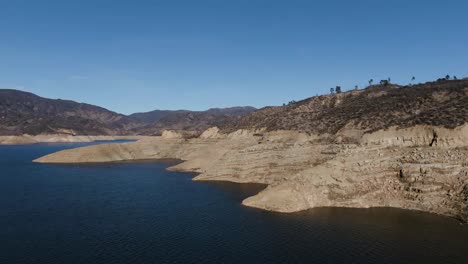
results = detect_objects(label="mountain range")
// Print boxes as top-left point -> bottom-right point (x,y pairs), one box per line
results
1,78 -> 467,138
0,89 -> 255,136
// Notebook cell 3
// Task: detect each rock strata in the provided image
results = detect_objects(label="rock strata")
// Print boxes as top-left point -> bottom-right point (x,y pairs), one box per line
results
34,126 -> 468,222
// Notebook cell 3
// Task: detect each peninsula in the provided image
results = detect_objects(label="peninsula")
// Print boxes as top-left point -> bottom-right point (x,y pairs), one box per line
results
33,79 -> 468,222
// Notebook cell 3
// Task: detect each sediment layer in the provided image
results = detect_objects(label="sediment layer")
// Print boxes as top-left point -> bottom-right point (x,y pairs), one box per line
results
34,126 -> 468,222
0,134 -> 145,145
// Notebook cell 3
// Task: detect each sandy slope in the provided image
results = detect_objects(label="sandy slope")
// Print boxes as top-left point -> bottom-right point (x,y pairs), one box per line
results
33,126 -> 468,222
0,134 -> 146,145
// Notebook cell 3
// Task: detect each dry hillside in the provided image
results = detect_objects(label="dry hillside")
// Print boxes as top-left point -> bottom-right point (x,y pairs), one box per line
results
222,79 -> 468,136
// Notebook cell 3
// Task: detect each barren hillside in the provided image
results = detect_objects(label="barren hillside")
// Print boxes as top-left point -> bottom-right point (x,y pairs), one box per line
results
222,79 -> 468,136
0,89 -> 140,135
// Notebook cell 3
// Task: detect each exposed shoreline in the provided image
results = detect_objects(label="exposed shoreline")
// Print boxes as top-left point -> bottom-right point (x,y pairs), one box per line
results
0,134 -> 148,145
32,126 -> 468,222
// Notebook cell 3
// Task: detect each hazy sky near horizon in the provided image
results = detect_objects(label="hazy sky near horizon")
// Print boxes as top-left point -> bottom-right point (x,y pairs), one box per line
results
1,0 -> 467,114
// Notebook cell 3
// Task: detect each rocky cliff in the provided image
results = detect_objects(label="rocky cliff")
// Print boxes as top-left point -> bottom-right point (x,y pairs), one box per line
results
34,126 -> 468,222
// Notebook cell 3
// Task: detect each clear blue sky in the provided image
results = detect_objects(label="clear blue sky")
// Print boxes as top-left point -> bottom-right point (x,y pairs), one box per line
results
1,0 -> 467,114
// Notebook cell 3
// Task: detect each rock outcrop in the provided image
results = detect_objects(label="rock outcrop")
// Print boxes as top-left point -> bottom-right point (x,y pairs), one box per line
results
34,126 -> 468,222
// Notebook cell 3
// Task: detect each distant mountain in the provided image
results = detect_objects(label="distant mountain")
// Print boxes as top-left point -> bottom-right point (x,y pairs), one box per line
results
129,107 -> 256,124
0,89 -> 256,136
0,89 -> 141,135
204,107 -> 258,116
4,79 -> 466,138
129,110 -> 190,124
129,107 -> 257,136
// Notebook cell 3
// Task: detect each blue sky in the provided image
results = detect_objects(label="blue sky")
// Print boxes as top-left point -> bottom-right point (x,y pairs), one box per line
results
1,0 -> 467,114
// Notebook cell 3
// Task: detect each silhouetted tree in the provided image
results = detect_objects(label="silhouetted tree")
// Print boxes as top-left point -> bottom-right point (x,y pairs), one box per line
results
336,86 -> 342,93
330,87 -> 334,94
380,80 -> 389,86
454,76 -> 458,80
388,77 -> 391,83
354,85 -> 358,90
429,130 -> 438,147
369,79 -> 373,86
445,75 -> 450,80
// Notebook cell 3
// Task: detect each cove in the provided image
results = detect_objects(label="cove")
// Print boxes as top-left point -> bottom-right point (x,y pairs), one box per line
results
0,142 -> 467,264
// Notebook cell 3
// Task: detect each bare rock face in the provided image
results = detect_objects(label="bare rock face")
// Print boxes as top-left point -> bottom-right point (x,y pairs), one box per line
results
361,125 -> 468,147
34,127 -> 468,222
161,130 -> 185,139
199,127 -> 225,139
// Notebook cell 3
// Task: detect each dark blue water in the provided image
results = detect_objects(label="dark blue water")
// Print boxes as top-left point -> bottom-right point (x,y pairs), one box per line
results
1,143 -> 467,264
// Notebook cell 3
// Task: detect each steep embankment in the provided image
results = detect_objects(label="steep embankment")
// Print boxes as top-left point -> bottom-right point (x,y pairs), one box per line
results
34,80 -> 468,221
35,125 -> 468,222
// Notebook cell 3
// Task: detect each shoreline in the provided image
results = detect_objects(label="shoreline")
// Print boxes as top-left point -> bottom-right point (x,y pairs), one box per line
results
0,134 -> 148,145
39,155 -> 467,223
32,127 -> 468,222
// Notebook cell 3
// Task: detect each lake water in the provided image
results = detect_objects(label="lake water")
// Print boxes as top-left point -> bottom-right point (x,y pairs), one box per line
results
1,142 -> 467,264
